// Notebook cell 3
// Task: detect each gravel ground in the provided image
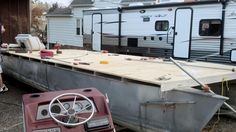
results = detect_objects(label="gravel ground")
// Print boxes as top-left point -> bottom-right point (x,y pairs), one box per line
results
0,76 -> 236,132
0,76 -> 39,132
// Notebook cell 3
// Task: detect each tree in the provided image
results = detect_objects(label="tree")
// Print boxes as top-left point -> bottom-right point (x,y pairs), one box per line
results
31,1 -> 61,44
48,2 -> 59,13
31,1 -> 49,43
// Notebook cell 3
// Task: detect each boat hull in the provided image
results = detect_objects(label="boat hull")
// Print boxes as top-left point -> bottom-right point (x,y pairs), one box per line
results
2,54 -> 227,132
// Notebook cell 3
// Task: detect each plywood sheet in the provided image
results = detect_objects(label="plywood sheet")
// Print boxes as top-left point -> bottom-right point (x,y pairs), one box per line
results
7,49 -> 236,91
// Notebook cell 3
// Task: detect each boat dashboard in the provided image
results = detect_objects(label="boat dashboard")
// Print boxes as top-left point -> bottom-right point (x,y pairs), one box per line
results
22,88 -> 114,132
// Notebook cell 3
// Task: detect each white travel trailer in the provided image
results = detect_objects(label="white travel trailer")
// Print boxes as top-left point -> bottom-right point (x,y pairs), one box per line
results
83,0 -> 236,63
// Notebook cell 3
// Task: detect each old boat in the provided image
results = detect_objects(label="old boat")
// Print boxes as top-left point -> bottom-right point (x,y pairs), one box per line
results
2,49 -> 235,132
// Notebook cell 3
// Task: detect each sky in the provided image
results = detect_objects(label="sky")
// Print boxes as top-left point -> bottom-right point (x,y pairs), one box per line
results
39,0 -> 72,6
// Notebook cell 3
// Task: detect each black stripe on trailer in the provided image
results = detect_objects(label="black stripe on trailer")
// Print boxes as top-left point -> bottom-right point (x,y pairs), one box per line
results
118,11 -> 122,48
220,1 -> 228,55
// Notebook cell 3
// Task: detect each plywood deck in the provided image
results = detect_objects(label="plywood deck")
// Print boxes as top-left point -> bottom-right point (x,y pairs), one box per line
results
5,49 -> 236,91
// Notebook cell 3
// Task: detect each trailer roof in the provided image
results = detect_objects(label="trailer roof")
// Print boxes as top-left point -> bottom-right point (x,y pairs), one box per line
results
83,0 -> 223,12
120,0 -> 223,11
6,49 -> 236,91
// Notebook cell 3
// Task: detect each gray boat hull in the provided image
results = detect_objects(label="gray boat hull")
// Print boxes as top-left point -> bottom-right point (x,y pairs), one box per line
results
2,55 -> 227,132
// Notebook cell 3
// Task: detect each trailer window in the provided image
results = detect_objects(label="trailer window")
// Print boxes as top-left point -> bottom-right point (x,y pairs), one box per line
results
199,20 -> 221,36
155,21 -> 169,31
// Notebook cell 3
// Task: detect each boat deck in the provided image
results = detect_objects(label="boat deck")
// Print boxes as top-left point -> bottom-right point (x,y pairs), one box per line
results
4,49 -> 236,91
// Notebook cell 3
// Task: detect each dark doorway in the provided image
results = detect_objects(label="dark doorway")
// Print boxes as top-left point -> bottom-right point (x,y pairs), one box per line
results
127,38 -> 138,47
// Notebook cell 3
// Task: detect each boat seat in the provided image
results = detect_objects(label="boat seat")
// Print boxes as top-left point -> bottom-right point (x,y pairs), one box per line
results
15,34 -> 45,51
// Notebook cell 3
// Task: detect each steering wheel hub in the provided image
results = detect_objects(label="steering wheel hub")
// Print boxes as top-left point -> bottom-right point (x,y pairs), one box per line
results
68,109 -> 76,115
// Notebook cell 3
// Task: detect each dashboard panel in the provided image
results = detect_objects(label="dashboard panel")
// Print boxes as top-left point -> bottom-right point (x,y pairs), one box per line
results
37,100 -> 97,120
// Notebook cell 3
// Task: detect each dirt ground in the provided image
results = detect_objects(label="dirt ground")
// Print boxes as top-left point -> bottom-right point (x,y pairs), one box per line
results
0,76 -> 236,132
116,116 -> 236,132
203,115 -> 236,132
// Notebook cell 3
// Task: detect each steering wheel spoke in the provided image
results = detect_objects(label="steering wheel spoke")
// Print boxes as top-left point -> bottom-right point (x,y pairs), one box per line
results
76,104 -> 92,114
61,110 -> 68,114
56,99 -> 68,113
67,115 -> 72,123
72,96 -> 77,109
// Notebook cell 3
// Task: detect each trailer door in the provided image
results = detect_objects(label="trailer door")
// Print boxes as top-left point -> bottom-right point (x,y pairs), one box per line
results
92,14 -> 102,51
173,8 -> 193,59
